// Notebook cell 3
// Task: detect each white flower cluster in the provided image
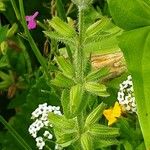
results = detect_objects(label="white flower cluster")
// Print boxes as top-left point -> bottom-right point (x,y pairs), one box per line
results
28,103 -> 62,149
117,75 -> 136,113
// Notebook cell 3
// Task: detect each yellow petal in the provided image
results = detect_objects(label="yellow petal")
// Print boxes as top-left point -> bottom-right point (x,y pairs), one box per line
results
108,117 -> 117,126
112,102 -> 121,118
103,108 -> 117,126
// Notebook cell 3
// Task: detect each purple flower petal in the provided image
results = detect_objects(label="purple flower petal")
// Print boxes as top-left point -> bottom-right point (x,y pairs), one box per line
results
27,20 -> 37,30
25,11 -> 39,30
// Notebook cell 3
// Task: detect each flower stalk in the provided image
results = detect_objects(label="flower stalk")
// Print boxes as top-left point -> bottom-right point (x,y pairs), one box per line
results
18,0 -> 49,77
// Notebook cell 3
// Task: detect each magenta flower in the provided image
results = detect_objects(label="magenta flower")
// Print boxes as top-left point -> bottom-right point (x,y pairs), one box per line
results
25,11 -> 39,30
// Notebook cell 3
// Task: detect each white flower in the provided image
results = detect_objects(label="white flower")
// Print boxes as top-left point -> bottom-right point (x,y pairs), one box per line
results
29,103 -> 62,149
117,75 -> 136,113
43,131 -> 53,139
36,137 -> 45,150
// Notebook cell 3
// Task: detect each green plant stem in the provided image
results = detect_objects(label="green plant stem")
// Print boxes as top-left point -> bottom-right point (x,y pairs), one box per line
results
17,36 -> 32,74
0,115 -> 32,150
19,0 -> 49,78
76,7 -> 85,83
10,0 -> 21,21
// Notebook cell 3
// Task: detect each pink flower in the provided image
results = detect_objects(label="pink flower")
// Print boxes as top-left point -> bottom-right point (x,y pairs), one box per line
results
25,11 -> 39,30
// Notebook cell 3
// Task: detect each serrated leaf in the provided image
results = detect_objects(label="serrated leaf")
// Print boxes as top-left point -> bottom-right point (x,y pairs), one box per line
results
48,113 -> 77,132
48,17 -> 76,38
85,67 -> 109,82
61,89 -> 71,118
89,124 -> 119,139
85,102 -> 106,127
81,133 -> 93,150
44,31 -> 75,46
56,56 -> 74,77
94,138 -> 119,148
84,34 -> 119,54
48,113 -> 78,147
51,73 -> 75,88
86,17 -> 111,37
84,82 -> 109,97
69,84 -> 84,116
57,132 -> 78,147
107,0 -> 150,30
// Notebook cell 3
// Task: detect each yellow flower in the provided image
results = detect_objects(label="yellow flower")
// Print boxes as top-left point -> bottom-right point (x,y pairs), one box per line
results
103,102 -> 122,126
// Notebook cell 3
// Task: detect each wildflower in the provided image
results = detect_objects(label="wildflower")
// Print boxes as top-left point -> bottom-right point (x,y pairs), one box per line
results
103,102 -> 122,126
117,75 -> 136,113
43,131 -> 53,140
25,11 -> 39,30
28,103 -> 62,149
36,137 -> 45,150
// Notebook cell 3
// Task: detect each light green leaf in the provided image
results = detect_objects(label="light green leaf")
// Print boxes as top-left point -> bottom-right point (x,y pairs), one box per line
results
61,89 -> 72,118
118,26 -> 150,148
85,67 -> 109,82
51,73 -> 75,88
85,17 -> 111,37
84,82 -> 109,97
89,124 -> 119,139
56,56 -> 74,77
69,84 -> 84,115
48,17 -> 76,38
81,133 -> 93,150
85,102 -> 106,127
107,0 -> 150,30
84,34 -> 119,55
44,31 -> 75,46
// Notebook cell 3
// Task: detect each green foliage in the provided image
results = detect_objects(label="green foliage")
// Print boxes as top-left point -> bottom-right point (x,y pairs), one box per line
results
107,0 -> 150,30
48,17 -> 76,38
1,0 -> 145,149
108,0 -> 150,149
85,102 -> 106,127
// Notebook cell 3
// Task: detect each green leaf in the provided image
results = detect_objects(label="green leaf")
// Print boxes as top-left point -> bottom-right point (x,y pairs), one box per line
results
0,71 -> 13,89
69,84 -> 84,115
48,17 -> 76,38
0,25 -> 8,43
84,82 -> 109,97
94,138 -> 119,148
85,102 -> 106,126
0,116 -> 32,150
48,113 -> 77,133
85,67 -> 109,82
123,140 -> 133,150
81,133 -> 93,150
61,89 -> 71,118
86,17 -> 111,37
56,0 -> 67,22
118,26 -> 150,148
89,124 -> 119,139
57,132 -> 78,147
56,56 -> 74,77
51,73 -> 75,88
107,0 -> 150,30
84,34 -> 119,55
48,113 -> 78,147
44,31 -> 75,46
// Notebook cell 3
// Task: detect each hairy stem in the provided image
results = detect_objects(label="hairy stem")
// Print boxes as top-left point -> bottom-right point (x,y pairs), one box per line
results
75,7 -> 85,83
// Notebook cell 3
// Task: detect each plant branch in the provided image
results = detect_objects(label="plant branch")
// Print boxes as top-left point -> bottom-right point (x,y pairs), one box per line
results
19,0 -> 49,78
